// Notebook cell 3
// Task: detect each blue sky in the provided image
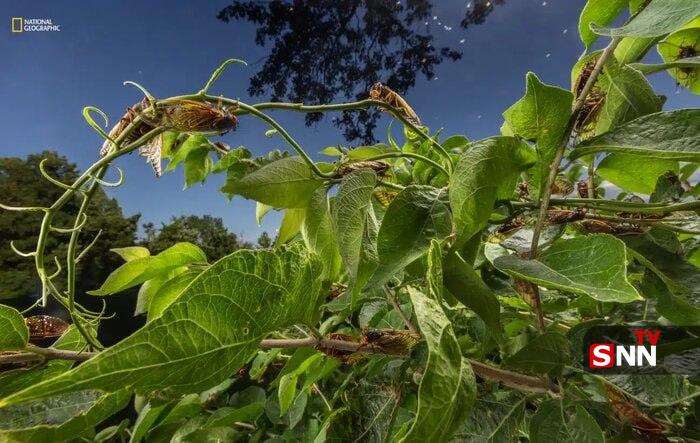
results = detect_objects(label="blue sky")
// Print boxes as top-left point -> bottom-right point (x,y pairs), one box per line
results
1,0 -> 696,242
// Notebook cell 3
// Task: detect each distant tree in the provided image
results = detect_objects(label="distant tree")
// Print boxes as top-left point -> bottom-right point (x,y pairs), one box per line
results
256,231 -> 272,248
0,151 -> 139,301
142,215 -> 252,261
217,0 -> 462,143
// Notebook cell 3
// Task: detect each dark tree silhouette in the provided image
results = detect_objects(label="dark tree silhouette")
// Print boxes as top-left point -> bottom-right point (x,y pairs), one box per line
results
461,0 -> 506,29
217,0 -> 462,143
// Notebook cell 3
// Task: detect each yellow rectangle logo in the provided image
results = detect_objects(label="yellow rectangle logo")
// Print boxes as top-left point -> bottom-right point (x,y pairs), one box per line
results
12,17 -> 23,33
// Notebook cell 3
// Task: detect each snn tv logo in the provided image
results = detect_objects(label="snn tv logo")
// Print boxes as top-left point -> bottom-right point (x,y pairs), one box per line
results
589,329 -> 659,369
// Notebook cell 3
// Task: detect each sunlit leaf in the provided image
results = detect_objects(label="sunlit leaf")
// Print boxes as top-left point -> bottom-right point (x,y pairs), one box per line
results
0,248 -> 323,406
494,234 -> 642,303
0,305 -> 28,351
591,0 -> 700,37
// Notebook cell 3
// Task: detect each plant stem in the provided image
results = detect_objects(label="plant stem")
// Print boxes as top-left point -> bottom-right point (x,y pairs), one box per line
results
0,346 -> 96,365
384,287 -> 419,336
234,102 -> 334,179
527,37 -> 623,333
249,99 -> 454,172
513,198 -> 700,214
363,152 -> 449,178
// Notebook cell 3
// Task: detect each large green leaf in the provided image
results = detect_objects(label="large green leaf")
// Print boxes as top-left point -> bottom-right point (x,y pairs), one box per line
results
505,332 -> 570,375
88,242 -> 206,296
503,73 -> 573,197
0,305 -> 27,350
493,234 -> 642,303
596,153 -> 678,194
0,390 -> 130,443
331,170 -> 378,297
449,137 -> 536,247
594,58 -> 663,134
0,248 -> 323,407
571,109 -> 700,162
578,0 -> 627,48
220,156 -> 324,208
301,188 -> 342,281
402,287 -> 476,443
367,186 -> 452,288
530,401 -> 604,443
591,0 -> 700,37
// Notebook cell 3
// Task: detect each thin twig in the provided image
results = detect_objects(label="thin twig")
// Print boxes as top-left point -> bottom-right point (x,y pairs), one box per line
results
384,287 -> 419,335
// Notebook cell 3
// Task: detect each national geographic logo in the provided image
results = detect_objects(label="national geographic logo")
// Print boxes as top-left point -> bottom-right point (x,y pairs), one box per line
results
11,17 -> 61,33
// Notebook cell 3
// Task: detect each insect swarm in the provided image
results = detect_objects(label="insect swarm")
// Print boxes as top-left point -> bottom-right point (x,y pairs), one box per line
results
100,99 -> 237,176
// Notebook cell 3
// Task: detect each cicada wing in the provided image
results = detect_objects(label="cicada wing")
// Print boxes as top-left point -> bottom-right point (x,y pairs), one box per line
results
139,133 -> 163,177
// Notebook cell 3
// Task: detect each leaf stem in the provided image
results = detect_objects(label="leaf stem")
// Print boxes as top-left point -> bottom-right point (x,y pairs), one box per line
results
384,286 -> 419,335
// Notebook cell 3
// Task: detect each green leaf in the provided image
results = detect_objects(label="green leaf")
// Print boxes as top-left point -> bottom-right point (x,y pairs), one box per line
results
657,20 -> 700,93
134,266 -> 188,315
530,401 -> 604,443
596,153 -> 678,194
110,246 -> 150,262
319,146 -> 343,156
456,394 -> 526,442
443,252 -> 502,334
165,135 -> 209,173
183,146 -> 212,189
630,56 -> 700,75
147,269 -> 201,321
302,188 -> 342,281
494,234 -> 642,303
426,240 -> 443,303
0,305 -> 28,350
367,186 -> 452,288
449,137 -> 536,247
89,242 -> 206,296
595,58 -> 663,135
346,144 -> 392,160
0,248 -> 323,407
505,332 -> 570,375
220,156 -> 324,208
0,390 -> 130,443
402,287 -> 476,443
275,208 -> 306,246
211,147 -> 251,173
590,0 -> 700,37
331,170 -> 378,294
256,202 -> 272,226
572,110 -> 700,162
442,135 -> 470,151
503,73 -> 573,197
579,0 -> 628,48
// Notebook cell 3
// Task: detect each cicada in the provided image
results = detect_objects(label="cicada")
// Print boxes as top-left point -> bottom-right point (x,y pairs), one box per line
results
25,315 -> 69,341
100,99 -> 237,177
333,160 -> 390,179
369,82 -> 422,126
572,59 -> 606,137
373,190 -> 398,208
360,328 -> 421,356
605,383 -> 666,437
